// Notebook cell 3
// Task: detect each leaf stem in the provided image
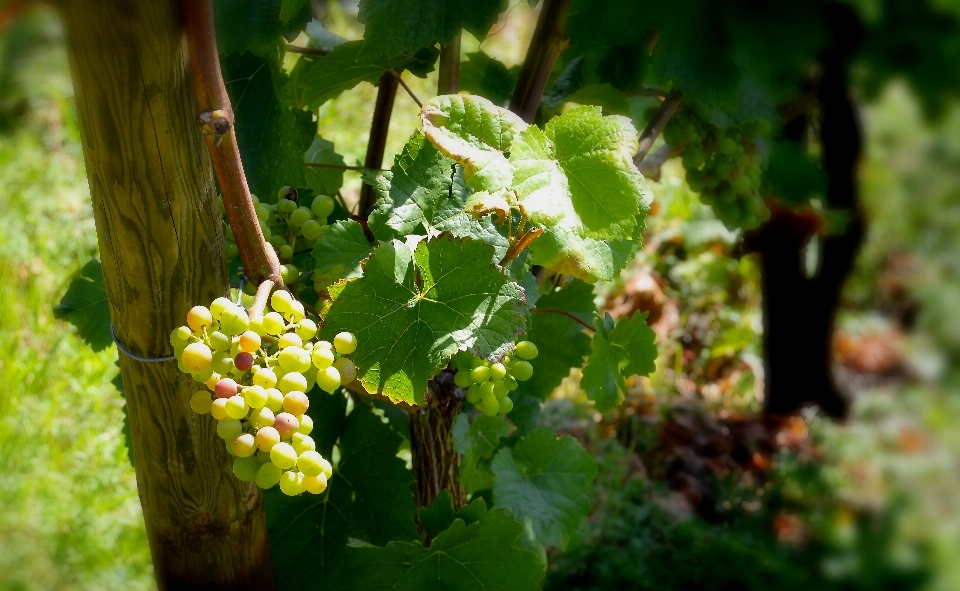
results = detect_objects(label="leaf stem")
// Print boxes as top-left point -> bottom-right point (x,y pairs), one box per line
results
182,0 -> 282,286
389,69 -> 423,108
437,36 -> 461,95
634,89 -> 682,165
532,307 -> 595,332
358,71 -> 399,216
284,43 -> 328,56
509,0 -> 572,122
499,226 -> 542,266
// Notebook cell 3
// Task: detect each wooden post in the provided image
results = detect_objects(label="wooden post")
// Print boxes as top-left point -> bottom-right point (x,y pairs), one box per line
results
60,0 -> 275,588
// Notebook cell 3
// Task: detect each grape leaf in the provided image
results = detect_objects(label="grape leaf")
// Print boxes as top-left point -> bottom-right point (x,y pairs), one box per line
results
460,51 -> 520,107
563,83 -> 633,116
581,311 -> 657,412
531,210 -> 647,283
292,41 -> 429,111
214,0 -> 283,56
492,426 -> 597,550
514,279 -> 595,401
321,235 -> 526,406
366,132 -> 510,263
452,413 -> 514,493
339,497 -> 544,591
507,392 -> 541,436
312,220 -> 374,292
421,94 -> 527,193
356,0 -> 508,59
418,490 -> 487,539
280,0 -> 309,23
111,365 -> 134,467
53,259 -> 111,352
304,136 -> 346,197
267,399 -> 416,590
222,52 -> 308,200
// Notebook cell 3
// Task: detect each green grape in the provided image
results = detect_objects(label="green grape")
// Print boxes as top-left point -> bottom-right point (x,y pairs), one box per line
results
190,391 -> 213,414
278,371 -> 308,394
303,474 -> 328,494
511,360 -> 534,381
224,240 -> 240,260
255,426 -> 280,451
279,471 -> 306,496
292,433 -> 315,455
466,384 -> 481,404
233,456 -> 260,481
515,340 -> 538,360
316,457 -> 333,478
315,340 -> 333,350
217,417 -> 242,441
289,207 -> 313,228
470,365 -> 490,383
186,305 -> 213,332
333,358 -> 356,384
333,332 -> 357,355
253,367 -> 278,388
493,381 -> 510,399
255,449 -> 272,464
489,363 -> 507,381
285,300 -> 305,323
504,376 -> 519,391
298,414 -> 314,436
277,186 -> 295,201
250,407 -> 275,430
231,433 -> 257,457
296,319 -> 318,341
260,224 -> 272,241
255,461 -> 283,489
479,396 -> 499,417
297,450 -> 325,478
278,333 -> 303,349
312,347 -> 335,369
219,306 -> 249,336
182,342 -> 212,372
311,195 -> 335,218
269,235 -> 287,251
663,124 -> 682,146
479,382 -> 496,401
300,219 -> 323,241
191,366 -> 214,384
498,396 -> 514,414
262,312 -> 285,335
265,388 -> 284,412
453,370 -> 473,389
276,199 -> 297,214
243,385 -> 268,409
211,398 -> 229,420
316,366 -> 341,393
209,297 -> 233,320
278,244 -> 293,259
206,331 -> 229,352
225,395 -> 249,420
270,442 -> 298,470
248,317 -> 266,336
280,264 -> 299,285
170,325 -> 192,348
270,289 -> 293,314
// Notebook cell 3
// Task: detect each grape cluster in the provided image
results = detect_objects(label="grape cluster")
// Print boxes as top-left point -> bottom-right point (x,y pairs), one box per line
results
660,108 -> 772,229
170,290 -> 359,496
222,186 -> 336,286
452,341 -> 538,416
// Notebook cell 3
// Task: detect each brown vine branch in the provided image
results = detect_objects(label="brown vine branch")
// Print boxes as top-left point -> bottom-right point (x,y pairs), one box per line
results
637,144 -> 682,181
358,71 -> 399,216
389,69 -> 423,108
634,89 -> 682,165
182,0 -> 282,286
532,307 -> 595,331
284,43 -> 328,56
304,162 -> 389,172
509,0 -> 572,123
437,36 -> 461,95
420,410 -> 442,500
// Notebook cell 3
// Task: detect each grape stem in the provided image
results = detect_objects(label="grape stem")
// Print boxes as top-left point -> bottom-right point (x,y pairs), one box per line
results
532,307 -> 595,332
634,89 -> 683,165
182,0 -> 283,287
358,71 -> 399,216
499,227 -> 543,266
249,279 -> 275,320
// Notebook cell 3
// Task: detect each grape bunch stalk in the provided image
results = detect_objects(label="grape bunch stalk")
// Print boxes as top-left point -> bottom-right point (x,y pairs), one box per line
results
221,186 -> 337,286
453,340 -> 538,416
660,106 -> 772,229
169,289 -> 359,496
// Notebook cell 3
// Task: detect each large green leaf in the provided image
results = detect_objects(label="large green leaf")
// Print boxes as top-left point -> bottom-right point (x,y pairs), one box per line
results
292,41 -> 425,111
581,312 -> 657,412
418,491 -> 488,539
321,235 -> 526,406
529,213 -> 647,282
214,0 -> 283,56
421,94 -> 527,193
339,496 -> 543,591
452,413 -> 514,493
267,397 -> 416,590
53,259 -> 111,352
492,427 -> 597,550
222,52 -> 308,201
366,132 -> 510,262
304,136 -> 346,197
312,220 -> 373,292
356,0 -> 508,58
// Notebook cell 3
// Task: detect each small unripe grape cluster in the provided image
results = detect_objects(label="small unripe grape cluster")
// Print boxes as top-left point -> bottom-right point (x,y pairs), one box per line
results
170,289 -> 359,496
221,186 -> 337,286
452,340 -> 537,416
660,107 -> 772,230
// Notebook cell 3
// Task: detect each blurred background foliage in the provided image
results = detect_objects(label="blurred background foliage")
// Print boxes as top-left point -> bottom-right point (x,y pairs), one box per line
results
1,1 -> 959,590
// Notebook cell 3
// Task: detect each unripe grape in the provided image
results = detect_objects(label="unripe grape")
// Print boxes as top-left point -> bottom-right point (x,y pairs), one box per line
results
504,376 -> 519,391
289,206 -> 313,228
256,449 -> 272,464
312,347 -> 335,369
204,373 -> 220,391
316,366 -> 341,393
278,244 -> 294,259
234,352 -> 254,372
170,325 -> 192,347
292,433 -> 316,455
334,332 -> 357,355
250,407 -> 276,429
303,473 -> 328,494
298,414 -> 314,436
260,224 -> 272,242
255,202 -> 270,222
208,331 -> 231,352
243,385 -> 268,409
217,418 -> 242,440
285,299 -> 305,322
248,317 -> 266,336
317,457 -> 333,478
190,391 -> 213,414
498,396 -> 514,414
493,381 -> 510,399
224,240 -> 240,260
191,366 -> 213,383
219,306 -> 250,336
719,137 -> 737,155
316,340 -> 333,350
300,219 -> 323,240
490,363 -> 507,381
255,426 -> 281,451
187,305 -> 213,332
210,297 -> 234,320
470,365 -> 490,383
277,185 -> 297,201
453,370 -> 472,389
278,371 -> 308,394
296,319 -> 318,341
253,368 -> 278,389
297,450 -> 325,477
479,396 -> 499,417
311,195 -> 335,218
278,333 -> 303,350
264,388 -> 284,413
283,391 -> 310,416
511,360 -> 534,381
225,395 -> 249,420
279,471 -> 305,496
333,358 -> 357,384
466,384 -> 481,404
239,331 -> 261,353
515,341 -> 538,360
232,433 -> 257,457
182,342 -> 212,372
255,462 -> 283,489
274,413 -> 300,438
270,441 -> 298,469
215,377 -> 239,399
233,456 -> 260,481
211,398 -> 229,420
270,290 -> 293,314
269,234 -> 287,251
479,382 -> 496,402
177,358 -> 189,373
262,312 -> 285,335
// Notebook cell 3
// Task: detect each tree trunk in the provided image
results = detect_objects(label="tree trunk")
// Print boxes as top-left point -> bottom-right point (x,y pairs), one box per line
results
60,0 -> 275,588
